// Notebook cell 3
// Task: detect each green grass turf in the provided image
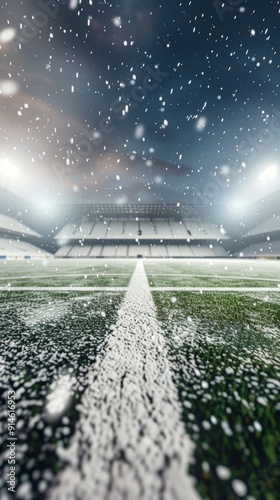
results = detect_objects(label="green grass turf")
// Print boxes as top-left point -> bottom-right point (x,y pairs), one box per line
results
153,291 -> 280,500
1,259 -> 279,498
145,259 -> 280,288
0,275 -> 129,287
0,291 -> 125,497
147,274 -> 280,288
0,259 -> 135,287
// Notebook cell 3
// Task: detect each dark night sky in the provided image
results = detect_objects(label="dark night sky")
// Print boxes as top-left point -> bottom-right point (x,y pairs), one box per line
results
0,0 -> 280,208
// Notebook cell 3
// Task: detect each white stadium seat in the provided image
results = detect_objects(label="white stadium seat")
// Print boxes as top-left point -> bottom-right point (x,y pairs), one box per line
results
107,222 -> 139,239
236,240 -> 280,257
55,224 -> 76,239
128,245 -> 151,257
212,245 -> 228,257
90,222 -> 109,239
53,215 -> 230,258
179,246 -> 194,257
0,238 -> 50,258
102,246 -> 117,257
68,245 -> 92,257
0,214 -> 41,238
55,245 -> 72,257
244,217 -> 280,237
89,245 -> 103,257
150,245 -> 169,257
115,245 -> 128,257
169,222 -> 188,238
139,222 -> 173,239
166,245 -> 182,257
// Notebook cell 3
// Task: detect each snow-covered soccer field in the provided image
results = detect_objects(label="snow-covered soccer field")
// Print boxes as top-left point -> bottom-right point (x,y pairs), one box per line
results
0,258 -> 279,499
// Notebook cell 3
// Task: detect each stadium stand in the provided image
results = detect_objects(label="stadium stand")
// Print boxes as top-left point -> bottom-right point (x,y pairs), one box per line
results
107,222 -> 139,239
166,245 -> 182,257
128,245 -> 151,257
90,222 -> 109,239
102,245 -> 117,257
0,237 -> 50,258
55,223 -> 74,239
89,245 -> 103,257
1,188 -> 279,259
115,245 -> 128,257
0,190 -> 234,259
150,245 -> 169,258
169,222 -> 188,238
53,204 -> 230,258
177,245 -> 194,257
212,245 -> 229,257
183,222 -> 224,240
68,245 -> 92,258
139,222 -> 173,239
0,210 -> 51,259
0,214 -> 41,238
55,220 -> 228,243
244,216 -> 280,238
54,245 -> 72,258
236,240 -> 280,257
54,243 -> 229,258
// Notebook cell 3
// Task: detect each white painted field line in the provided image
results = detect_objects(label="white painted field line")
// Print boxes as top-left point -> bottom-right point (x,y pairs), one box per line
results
151,287 -> 280,292
146,273 -> 280,282
0,287 -> 127,292
49,261 -> 199,500
1,286 -> 279,292
2,273 -> 279,282
0,273 -> 133,281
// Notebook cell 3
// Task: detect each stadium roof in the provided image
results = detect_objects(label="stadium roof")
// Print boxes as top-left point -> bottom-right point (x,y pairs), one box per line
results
50,203 -> 225,222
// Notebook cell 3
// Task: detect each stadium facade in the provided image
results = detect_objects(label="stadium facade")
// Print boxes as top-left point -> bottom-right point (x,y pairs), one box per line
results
0,186 -> 279,259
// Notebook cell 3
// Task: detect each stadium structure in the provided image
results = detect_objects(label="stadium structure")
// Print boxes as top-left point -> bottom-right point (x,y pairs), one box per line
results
1,185 -> 280,500
1,2 -> 280,498
0,186 -> 279,259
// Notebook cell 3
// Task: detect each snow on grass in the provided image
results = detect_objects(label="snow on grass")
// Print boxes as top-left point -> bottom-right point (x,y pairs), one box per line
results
153,291 -> 280,499
49,261 -> 200,500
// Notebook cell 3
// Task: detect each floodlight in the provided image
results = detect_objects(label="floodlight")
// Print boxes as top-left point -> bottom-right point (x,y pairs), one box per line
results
0,158 -> 19,176
0,158 -> 20,187
195,116 -> 207,131
259,164 -> 278,183
69,0 -> 79,9
0,80 -> 19,96
0,27 -> 16,44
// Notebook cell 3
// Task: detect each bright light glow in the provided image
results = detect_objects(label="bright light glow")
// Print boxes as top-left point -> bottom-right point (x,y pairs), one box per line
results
0,158 -> 20,178
37,199 -> 60,216
154,175 -> 163,184
220,164 -> 230,175
228,200 -> 248,213
259,164 -> 278,183
37,199 -> 53,211
135,124 -> 145,139
0,27 -> 16,43
0,80 -> 19,96
195,116 -> 207,131
116,196 -> 128,204
113,16 -> 122,27
69,0 -> 79,9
